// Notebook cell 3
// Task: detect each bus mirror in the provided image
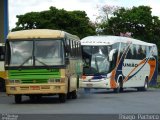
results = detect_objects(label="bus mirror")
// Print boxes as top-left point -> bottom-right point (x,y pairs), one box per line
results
109,49 -> 116,61
149,56 -> 155,60
65,57 -> 70,64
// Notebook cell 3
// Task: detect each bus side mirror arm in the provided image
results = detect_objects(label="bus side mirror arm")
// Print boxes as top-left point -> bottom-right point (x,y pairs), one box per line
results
109,49 -> 116,61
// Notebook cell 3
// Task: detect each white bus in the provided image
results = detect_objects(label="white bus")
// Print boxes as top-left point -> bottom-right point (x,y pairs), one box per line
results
0,43 -> 6,92
80,36 -> 158,92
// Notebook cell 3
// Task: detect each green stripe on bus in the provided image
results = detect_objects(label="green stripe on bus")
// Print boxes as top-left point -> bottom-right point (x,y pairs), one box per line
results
8,69 -> 61,83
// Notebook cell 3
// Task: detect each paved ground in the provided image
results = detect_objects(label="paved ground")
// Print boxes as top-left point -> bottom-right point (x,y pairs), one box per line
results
0,88 -> 160,114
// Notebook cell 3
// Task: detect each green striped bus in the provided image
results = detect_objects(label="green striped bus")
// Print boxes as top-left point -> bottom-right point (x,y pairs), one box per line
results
5,29 -> 82,103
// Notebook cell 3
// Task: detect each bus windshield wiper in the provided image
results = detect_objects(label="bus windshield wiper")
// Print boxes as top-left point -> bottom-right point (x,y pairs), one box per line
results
18,56 -> 32,68
35,58 -> 50,70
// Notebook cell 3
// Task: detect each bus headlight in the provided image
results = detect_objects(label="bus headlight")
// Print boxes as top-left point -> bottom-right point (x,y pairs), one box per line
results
106,73 -> 111,79
48,78 -> 55,83
48,78 -> 60,83
14,80 -> 21,84
9,80 -> 21,84
48,78 -> 65,83
9,80 -> 14,84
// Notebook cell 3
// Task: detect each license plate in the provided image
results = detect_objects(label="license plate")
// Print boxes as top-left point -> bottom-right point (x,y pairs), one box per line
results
86,83 -> 93,87
30,86 -> 40,90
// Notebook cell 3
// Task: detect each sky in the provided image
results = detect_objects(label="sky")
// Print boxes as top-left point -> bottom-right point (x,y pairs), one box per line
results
9,0 -> 160,29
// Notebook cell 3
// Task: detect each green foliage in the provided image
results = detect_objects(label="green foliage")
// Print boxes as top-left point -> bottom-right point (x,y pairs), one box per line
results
12,7 -> 96,39
101,6 -> 160,42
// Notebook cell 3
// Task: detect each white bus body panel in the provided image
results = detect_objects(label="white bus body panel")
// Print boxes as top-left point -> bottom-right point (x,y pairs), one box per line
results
122,59 -> 150,87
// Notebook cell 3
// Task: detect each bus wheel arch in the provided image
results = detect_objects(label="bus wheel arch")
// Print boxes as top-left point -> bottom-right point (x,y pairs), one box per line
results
143,76 -> 149,91
137,76 -> 149,91
113,76 -> 123,93
71,90 -> 77,99
59,93 -> 66,103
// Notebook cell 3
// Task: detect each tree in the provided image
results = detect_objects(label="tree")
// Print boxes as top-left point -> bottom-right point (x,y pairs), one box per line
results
12,7 -> 96,39
102,6 -> 160,42
94,5 -> 121,35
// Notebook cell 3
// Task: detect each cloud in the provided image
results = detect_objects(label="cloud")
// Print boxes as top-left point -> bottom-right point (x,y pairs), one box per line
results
9,0 -> 160,29
9,0 -> 100,29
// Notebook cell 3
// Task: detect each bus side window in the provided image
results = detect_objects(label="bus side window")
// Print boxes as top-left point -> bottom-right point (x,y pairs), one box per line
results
109,43 -> 119,71
132,44 -> 137,59
126,47 -> 133,59
146,46 -> 150,58
73,41 -> 76,57
78,42 -> 81,57
149,45 -> 158,60
141,45 -> 146,59
75,41 -> 78,57
65,39 -> 71,57
119,43 -> 126,59
137,45 -> 146,60
70,40 -> 73,57
153,46 -> 158,56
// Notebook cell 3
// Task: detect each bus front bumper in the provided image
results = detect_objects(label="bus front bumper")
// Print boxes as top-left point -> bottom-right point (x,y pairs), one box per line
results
79,79 -> 110,89
6,84 -> 66,95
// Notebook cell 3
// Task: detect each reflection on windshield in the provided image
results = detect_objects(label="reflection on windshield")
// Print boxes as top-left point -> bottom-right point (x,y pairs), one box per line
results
82,46 -> 111,75
10,41 -> 33,66
35,40 -> 64,66
9,40 -> 64,67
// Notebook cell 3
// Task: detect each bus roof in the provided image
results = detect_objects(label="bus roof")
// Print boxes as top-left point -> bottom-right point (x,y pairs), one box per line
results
81,36 -> 155,46
7,29 -> 79,40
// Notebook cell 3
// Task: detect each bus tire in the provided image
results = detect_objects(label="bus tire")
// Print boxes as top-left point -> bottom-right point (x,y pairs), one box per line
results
113,86 -> 120,93
67,92 -> 71,99
0,78 -> 6,92
15,95 -> 22,104
71,90 -> 77,99
59,94 -> 66,103
137,77 -> 148,91
113,78 -> 123,93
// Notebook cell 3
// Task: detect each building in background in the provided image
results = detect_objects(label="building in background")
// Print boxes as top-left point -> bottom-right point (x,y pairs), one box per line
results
0,0 -> 9,43
0,0 -> 8,91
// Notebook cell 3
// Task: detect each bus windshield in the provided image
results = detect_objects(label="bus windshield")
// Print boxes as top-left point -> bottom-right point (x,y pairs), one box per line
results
9,40 -> 64,67
82,46 -> 111,75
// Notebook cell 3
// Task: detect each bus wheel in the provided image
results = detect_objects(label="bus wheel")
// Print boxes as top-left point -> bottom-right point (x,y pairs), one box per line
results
15,95 -> 22,104
71,90 -> 77,99
113,86 -> 120,93
0,78 -> 6,92
113,79 -> 123,93
67,92 -> 71,99
29,95 -> 36,102
137,77 -> 148,91
59,94 -> 66,103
